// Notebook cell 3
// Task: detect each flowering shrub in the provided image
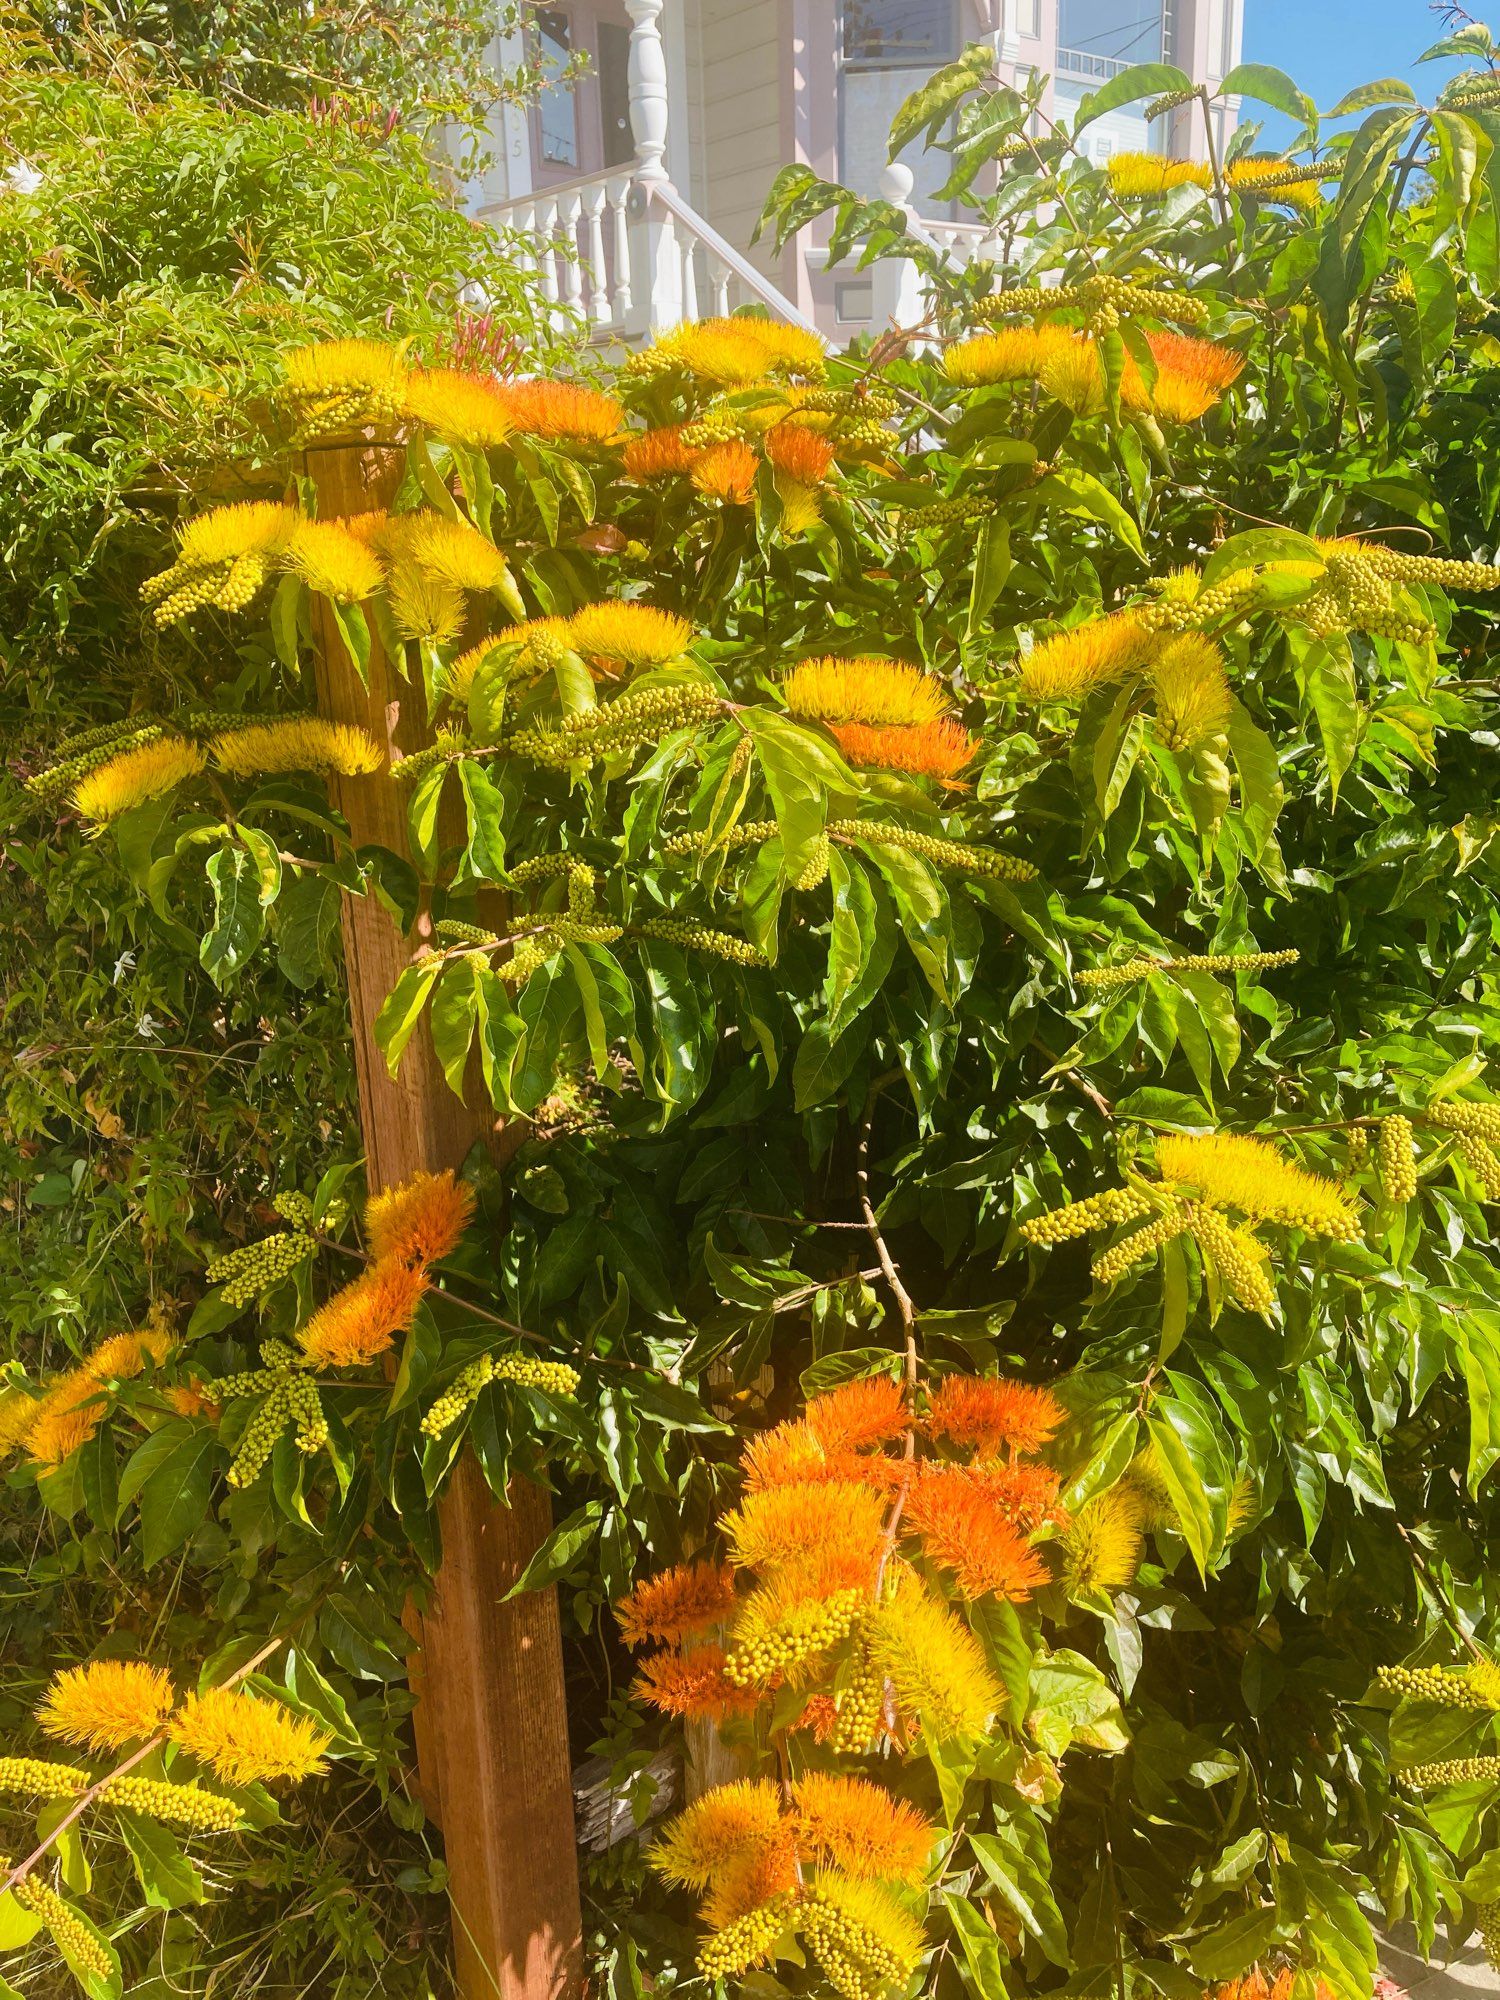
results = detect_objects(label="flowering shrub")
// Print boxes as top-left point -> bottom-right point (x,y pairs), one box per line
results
20,24 -> 1500,2000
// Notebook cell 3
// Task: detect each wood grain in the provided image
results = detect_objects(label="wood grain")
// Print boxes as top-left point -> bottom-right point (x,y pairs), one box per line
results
300,437 -> 583,2000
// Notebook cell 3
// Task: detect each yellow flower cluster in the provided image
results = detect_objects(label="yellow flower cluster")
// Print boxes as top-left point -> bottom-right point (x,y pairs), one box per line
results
9,1866 -> 112,1983
1155,1132 -> 1360,1238
100,1773 -> 243,1832
420,1350 -> 581,1438
168,1686 -> 332,1786
828,818 -> 1039,884
205,1229 -> 317,1306
1076,949 -> 1299,989
140,501 -> 299,624
1057,1487 -> 1144,1596
1399,1755 -> 1500,1787
1426,1100 -> 1500,1196
1378,1660 -> 1500,1709
280,338 -> 409,437
1377,1115 -> 1417,1205
71,738 -> 208,825
211,718 -> 383,780
627,316 -> 827,389
15,1327 -> 174,1469
722,1587 -> 866,1688
784,656 -> 952,729
0,1755 -> 86,1798
507,683 -> 723,767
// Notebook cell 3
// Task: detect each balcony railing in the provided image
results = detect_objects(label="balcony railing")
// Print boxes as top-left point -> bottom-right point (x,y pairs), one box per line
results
1055,46 -> 1135,79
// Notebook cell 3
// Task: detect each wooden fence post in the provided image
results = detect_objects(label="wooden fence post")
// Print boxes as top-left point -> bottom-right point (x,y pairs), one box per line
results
299,436 -> 583,2000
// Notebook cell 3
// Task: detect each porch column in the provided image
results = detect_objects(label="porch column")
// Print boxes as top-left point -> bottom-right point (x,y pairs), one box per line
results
624,0 -> 684,330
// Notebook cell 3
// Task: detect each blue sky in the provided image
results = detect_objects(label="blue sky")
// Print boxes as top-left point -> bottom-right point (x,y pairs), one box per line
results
1242,0 -> 1466,141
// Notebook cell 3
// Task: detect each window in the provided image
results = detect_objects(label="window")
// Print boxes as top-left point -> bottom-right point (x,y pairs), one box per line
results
534,7 -> 578,169
843,0 -> 957,67
1012,0 -> 1041,40
1056,0 -> 1165,65
597,20 -> 634,168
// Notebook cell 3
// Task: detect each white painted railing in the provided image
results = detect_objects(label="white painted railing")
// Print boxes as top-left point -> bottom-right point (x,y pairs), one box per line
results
1056,46 -> 1134,80
478,166 -> 825,345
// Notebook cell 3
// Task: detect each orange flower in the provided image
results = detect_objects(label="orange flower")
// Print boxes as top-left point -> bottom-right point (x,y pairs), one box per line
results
616,1561 -> 739,1647
804,1375 -> 909,1453
365,1169 -> 476,1267
296,1259 -> 429,1368
722,1480 -> 887,1575
498,378 -> 623,441
958,1457 -> 1067,1533
904,1466 -> 1049,1601
622,424 -> 704,479
699,1833 -> 799,1929
634,1645 -> 760,1721
828,718 -> 979,783
691,440 -> 758,505
1145,331 -> 1245,396
924,1375 -> 1064,1456
26,1326 -> 174,1467
164,1380 -> 223,1421
764,423 -> 835,485
793,1773 -> 934,1885
741,1419 -> 873,1493
168,1686 -> 331,1785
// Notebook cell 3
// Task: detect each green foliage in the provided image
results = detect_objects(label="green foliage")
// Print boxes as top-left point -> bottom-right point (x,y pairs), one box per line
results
18,19 -> 1500,2000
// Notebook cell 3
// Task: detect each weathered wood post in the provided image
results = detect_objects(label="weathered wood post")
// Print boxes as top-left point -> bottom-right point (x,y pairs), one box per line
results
299,435 -> 583,2000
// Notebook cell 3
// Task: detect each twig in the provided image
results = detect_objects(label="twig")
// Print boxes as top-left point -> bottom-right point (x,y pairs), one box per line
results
0,1632 -> 289,1898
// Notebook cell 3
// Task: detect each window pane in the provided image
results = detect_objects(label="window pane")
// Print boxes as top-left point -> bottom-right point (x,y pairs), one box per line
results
843,0 -> 956,66
535,8 -> 578,169
1056,0 -> 1164,64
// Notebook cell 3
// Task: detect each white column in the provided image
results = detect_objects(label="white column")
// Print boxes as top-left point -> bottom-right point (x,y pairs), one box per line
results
625,0 -> 684,331
871,164 -> 931,331
626,0 -> 670,183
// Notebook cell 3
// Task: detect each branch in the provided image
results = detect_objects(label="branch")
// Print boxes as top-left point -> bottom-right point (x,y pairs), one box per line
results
0,1632 -> 289,1899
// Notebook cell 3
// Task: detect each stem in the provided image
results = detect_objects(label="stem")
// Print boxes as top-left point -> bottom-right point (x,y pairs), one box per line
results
0,1632 -> 289,1898
1198,87 -> 1231,227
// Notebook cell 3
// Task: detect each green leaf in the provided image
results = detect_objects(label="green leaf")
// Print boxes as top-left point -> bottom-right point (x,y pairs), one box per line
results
1325,79 -> 1415,116
1030,468 -> 1145,560
1190,1907 -> 1281,1981
274,871 -> 343,988
943,1888 -> 1011,1998
1218,63 -> 1317,137
1146,1386 -> 1230,1576
503,1500 -> 603,1599
1073,62 -> 1193,134
458,758 -> 508,881
1201,527 -> 1322,591
1292,631 -> 1360,805
373,959 -> 443,1080
405,761 -> 449,877
888,41 -> 996,155
199,841 -> 266,989
117,1810 -> 205,1908
967,516 -> 1012,639
1453,1311 -> 1500,1492
120,1421 -> 219,1566
970,1822 -> 1070,1964
429,959 -> 480,1100
1027,1649 -> 1129,1755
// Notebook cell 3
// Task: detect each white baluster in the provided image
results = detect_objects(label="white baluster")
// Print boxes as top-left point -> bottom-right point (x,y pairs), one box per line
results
584,185 -> 610,324
538,195 -> 561,310
608,176 -> 633,320
680,238 -> 699,320
561,190 -> 586,319
708,254 -> 731,317
646,202 -> 680,327
625,0 -> 670,183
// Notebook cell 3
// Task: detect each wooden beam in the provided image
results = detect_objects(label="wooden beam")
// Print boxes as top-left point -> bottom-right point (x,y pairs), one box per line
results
300,437 -> 583,2000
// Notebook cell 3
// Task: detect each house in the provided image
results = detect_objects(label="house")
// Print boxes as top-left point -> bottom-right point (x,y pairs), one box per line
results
461,0 -> 1243,347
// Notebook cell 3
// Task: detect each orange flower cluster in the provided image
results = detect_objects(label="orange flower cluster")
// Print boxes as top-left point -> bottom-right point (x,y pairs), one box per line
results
298,1169 -> 474,1369
945,319 -> 1244,426
621,1371 -> 1060,1740
830,717 -> 980,785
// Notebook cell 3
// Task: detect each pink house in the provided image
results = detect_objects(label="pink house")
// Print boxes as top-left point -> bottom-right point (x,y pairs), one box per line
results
463,0 -> 1243,345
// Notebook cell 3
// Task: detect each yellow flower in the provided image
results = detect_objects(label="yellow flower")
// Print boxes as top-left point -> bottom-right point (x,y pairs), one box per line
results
774,478 -> 823,537
284,519 -> 386,602
0,1389 -> 40,1456
38,1660 -> 177,1752
722,1480 -> 887,1576
567,602 -> 693,670
784,657 -> 952,729
1149,633 -> 1232,748
24,1325 -> 174,1467
1155,1132 -> 1361,1238
792,1773 -> 934,1885
867,1573 -> 1001,1741
386,566 -> 466,647
943,325 -> 1076,386
168,1686 -> 333,1785
444,619 -> 573,701
1038,335 -> 1106,416
1107,153 -> 1212,199
403,366 -> 518,448
1227,157 -> 1323,210
650,1778 -> 784,1890
640,317 -> 825,387
803,1870 -> 925,1991
175,501 -> 300,569
387,513 -> 511,595
280,339 -> 408,432
72,739 -> 206,824
1057,1487 -> 1144,1597
211,718 -> 383,779
1016,613 -> 1154,703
